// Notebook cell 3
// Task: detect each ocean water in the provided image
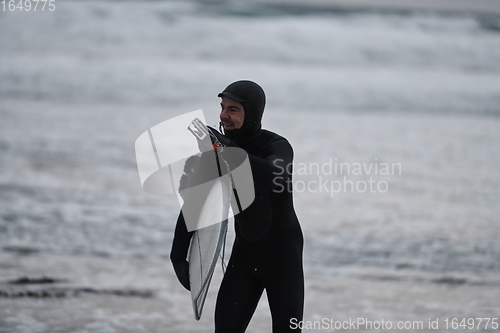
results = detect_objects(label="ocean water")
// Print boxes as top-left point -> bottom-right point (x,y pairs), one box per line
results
1,1 -> 500,331
1,0 -> 500,114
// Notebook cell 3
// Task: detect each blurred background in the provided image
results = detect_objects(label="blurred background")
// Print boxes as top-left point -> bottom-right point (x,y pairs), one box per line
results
1,0 -> 499,332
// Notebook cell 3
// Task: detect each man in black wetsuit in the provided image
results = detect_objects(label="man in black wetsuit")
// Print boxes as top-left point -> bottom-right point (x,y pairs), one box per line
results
171,80 -> 304,333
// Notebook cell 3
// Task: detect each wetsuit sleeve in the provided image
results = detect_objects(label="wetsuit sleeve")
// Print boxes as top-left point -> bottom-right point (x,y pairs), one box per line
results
247,139 -> 293,190
220,139 -> 293,241
170,212 -> 192,290
220,139 -> 293,190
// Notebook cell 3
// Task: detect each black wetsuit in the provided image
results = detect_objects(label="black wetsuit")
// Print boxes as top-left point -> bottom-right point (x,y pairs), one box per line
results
215,129 -> 304,333
171,81 -> 304,333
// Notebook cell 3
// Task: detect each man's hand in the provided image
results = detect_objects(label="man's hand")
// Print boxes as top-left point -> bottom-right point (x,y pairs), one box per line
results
207,126 -> 235,148
188,118 -> 213,152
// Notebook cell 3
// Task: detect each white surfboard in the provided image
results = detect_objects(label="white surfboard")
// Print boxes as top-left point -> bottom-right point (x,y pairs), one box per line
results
188,174 -> 230,320
134,113 -> 236,320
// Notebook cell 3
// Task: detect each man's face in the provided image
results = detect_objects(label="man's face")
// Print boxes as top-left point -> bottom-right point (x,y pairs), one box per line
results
220,96 -> 245,131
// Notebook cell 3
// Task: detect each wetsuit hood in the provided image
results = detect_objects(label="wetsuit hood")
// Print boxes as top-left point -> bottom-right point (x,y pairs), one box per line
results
218,80 -> 266,146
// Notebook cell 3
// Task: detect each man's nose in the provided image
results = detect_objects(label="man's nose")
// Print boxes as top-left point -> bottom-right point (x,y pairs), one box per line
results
220,109 -> 228,119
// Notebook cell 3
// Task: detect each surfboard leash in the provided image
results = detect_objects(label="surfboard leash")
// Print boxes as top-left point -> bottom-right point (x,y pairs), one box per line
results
208,128 -> 230,275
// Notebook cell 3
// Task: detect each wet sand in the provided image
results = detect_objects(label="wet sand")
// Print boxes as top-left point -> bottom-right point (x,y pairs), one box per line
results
1,252 -> 499,332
